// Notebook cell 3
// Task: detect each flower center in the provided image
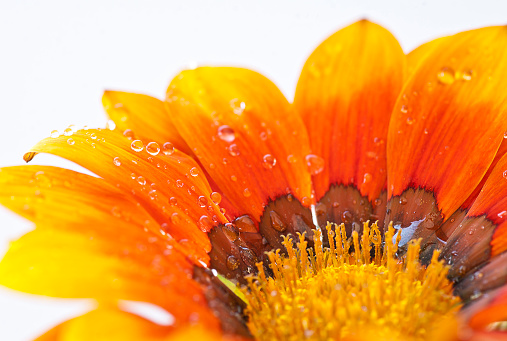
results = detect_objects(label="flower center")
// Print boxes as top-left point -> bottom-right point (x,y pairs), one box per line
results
243,223 -> 461,341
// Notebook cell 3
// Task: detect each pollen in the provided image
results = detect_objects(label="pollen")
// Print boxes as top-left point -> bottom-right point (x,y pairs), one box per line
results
243,222 -> 461,341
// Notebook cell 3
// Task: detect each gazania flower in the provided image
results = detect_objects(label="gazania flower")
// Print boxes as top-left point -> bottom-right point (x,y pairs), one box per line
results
2,19 -> 507,340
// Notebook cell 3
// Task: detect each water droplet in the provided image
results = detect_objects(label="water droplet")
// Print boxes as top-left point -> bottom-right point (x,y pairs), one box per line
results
50,130 -> 60,138
210,192 -> 222,205
287,155 -> 297,163
234,215 -> 257,232
111,206 -> 121,217
113,157 -> 121,166
400,105 -> 408,113
498,210 -> 507,219
503,170 -> 507,179
305,154 -> 325,175
67,138 -> 75,145
146,142 -> 160,155
270,211 -> 286,232
188,167 -> 199,177
262,154 -> 276,169
171,212 -> 181,224
90,133 -> 97,140
342,211 -> 352,224
131,140 -> 144,152
162,142 -> 175,155
197,196 -> 208,207
230,99 -> 246,115
169,197 -> 178,206
374,198 -> 382,206
148,189 -> 157,200
123,129 -> 135,140
217,125 -> 235,142
228,144 -> 240,156
243,188 -> 251,197
106,120 -> 116,130
461,69 -> 473,81
176,179 -> 184,188
301,197 -> 311,206
137,176 -> 146,185
406,117 -> 415,125
363,173 -> 372,184
63,127 -> 73,136
230,175 -> 237,182
226,255 -> 240,270
399,197 -> 408,205
198,215 -> 213,231
437,67 -> 455,85
222,223 -> 238,242
259,131 -> 267,141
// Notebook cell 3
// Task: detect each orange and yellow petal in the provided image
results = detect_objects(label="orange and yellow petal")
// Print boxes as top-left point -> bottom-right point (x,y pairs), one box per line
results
166,67 -> 313,222
0,226 -> 219,327
294,20 -> 406,203
24,128 -> 227,261
387,26 -> 507,222
103,91 -> 192,155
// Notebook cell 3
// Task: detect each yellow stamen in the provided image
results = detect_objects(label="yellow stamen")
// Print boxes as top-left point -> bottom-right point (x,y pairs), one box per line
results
243,222 -> 461,341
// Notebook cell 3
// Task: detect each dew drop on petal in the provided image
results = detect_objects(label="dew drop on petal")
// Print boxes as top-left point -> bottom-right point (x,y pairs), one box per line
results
363,173 -> 372,184
106,120 -> 116,130
218,125 -> 235,142
131,140 -> 144,152
197,196 -> 208,207
162,142 -> 175,155
305,154 -> 324,175
63,127 -> 73,136
230,175 -> 237,182
137,176 -> 146,186
210,191 -> 222,205
146,142 -> 160,156
406,117 -> 415,125
262,154 -> 276,169
199,215 -> 213,231
228,144 -> 240,156
90,133 -> 97,140
230,99 -> 246,115
67,138 -> 75,145
176,179 -> 184,188
462,69 -> 473,81
226,255 -> 240,270
189,167 -> 199,177
287,155 -> 297,163
171,212 -> 181,224
503,170 -> 507,179
123,129 -> 135,140
437,67 -> 455,85
113,157 -> 121,166
400,105 -> 408,114
50,130 -> 60,138
243,188 -> 251,197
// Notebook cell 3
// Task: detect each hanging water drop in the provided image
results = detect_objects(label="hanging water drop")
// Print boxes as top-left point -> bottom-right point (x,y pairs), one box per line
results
262,154 -> 277,169
162,142 -> 175,155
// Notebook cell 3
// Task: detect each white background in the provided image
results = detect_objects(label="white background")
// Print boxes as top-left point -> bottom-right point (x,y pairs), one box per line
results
0,0 -> 506,339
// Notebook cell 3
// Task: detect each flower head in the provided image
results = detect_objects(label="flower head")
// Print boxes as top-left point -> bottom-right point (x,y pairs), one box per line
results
2,20 -> 507,340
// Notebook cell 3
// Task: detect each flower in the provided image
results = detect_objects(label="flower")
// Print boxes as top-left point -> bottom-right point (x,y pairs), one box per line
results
1,19 -> 507,340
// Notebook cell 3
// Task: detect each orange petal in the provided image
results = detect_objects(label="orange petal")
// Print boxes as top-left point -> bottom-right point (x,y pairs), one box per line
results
166,67 -> 313,222
103,91 -> 192,155
407,36 -> 449,77
0,227 -> 218,327
463,286 -> 507,330
461,139 -> 507,210
387,26 -> 507,222
0,165 -> 205,264
35,309 -> 173,341
293,20 -> 406,202
24,128 -> 228,260
442,153 -> 507,278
